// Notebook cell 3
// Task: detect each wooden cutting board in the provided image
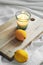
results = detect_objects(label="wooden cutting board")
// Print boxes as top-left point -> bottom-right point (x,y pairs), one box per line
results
0,13 -> 43,61
0,17 -> 16,32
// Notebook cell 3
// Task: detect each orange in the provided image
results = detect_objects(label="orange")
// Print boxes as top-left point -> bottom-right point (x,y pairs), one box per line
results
15,29 -> 26,41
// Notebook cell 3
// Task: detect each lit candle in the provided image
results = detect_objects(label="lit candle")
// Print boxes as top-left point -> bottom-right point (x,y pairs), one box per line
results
15,11 -> 31,30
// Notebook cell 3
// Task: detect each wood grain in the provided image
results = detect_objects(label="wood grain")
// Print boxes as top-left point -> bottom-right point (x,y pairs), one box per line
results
0,17 -> 16,32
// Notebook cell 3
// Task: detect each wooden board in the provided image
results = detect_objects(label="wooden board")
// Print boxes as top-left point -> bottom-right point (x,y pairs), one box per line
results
0,14 -> 43,61
0,17 -> 16,32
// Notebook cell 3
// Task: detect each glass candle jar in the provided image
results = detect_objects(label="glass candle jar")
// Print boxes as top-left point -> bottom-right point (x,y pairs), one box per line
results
15,10 -> 31,30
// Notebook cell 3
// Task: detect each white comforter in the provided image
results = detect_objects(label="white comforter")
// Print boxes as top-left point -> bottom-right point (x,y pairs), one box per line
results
0,0 -> 43,65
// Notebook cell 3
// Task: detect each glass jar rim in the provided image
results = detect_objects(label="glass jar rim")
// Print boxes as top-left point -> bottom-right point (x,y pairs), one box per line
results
15,10 -> 31,21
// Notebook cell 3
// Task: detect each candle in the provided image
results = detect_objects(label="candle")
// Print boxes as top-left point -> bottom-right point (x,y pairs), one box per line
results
15,11 -> 31,30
